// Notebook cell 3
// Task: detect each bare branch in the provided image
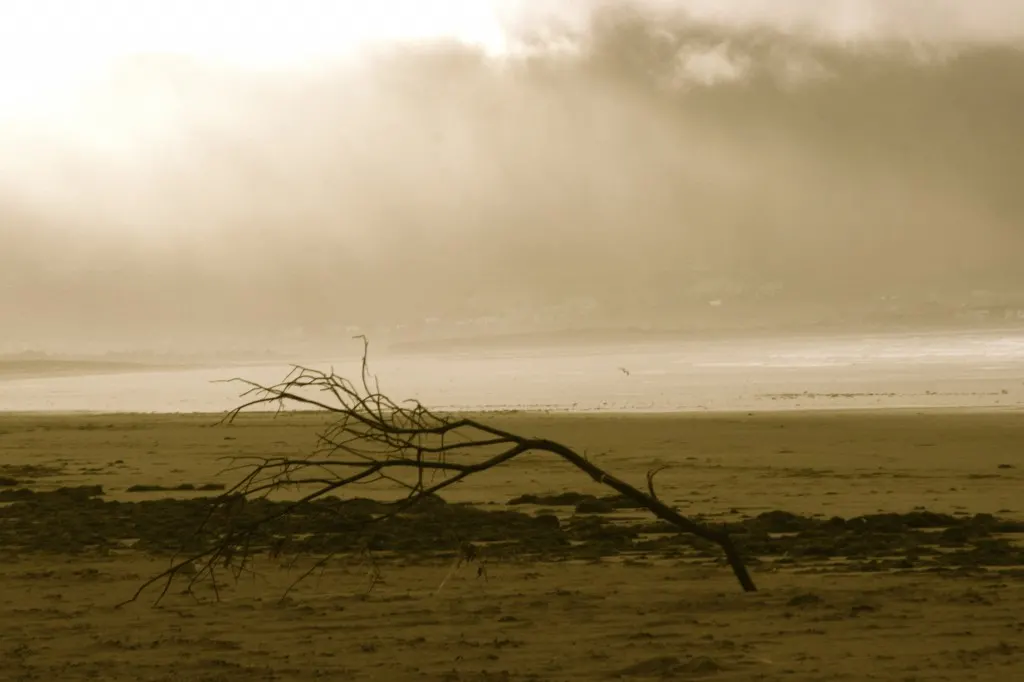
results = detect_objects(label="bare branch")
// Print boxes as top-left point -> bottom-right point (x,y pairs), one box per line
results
121,339 -> 756,607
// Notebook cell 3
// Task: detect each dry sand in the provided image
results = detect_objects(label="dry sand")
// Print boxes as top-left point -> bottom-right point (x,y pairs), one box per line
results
0,409 -> 1022,680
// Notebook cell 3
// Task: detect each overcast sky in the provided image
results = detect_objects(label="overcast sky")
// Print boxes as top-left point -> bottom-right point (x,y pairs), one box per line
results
2,1 -> 1023,352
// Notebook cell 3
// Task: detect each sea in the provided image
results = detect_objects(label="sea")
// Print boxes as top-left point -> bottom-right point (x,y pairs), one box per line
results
2,330 -> 1023,414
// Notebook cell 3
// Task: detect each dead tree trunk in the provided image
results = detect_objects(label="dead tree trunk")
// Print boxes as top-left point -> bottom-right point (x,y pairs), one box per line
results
119,338 -> 756,607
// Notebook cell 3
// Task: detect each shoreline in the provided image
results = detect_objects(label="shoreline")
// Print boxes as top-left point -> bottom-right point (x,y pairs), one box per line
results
2,403 -> 1022,418
385,323 -> 1024,354
4,328 -> 1022,413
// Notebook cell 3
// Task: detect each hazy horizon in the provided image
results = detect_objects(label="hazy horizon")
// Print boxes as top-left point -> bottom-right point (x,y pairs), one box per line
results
3,1 -> 1024,355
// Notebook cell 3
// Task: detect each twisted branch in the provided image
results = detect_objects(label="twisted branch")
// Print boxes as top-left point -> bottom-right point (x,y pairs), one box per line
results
118,338 -> 755,607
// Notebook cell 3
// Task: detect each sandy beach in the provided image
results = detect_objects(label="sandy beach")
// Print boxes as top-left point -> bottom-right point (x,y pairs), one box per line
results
1,409 -> 1021,680
5,0 -> 1024,678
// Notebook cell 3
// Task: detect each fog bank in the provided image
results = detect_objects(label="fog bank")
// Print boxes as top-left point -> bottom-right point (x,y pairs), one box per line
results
3,1 -> 1023,354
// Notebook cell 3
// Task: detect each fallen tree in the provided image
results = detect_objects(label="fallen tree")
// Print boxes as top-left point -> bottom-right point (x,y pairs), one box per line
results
119,338 -> 756,607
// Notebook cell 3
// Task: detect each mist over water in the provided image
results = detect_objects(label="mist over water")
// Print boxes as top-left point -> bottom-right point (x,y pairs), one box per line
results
3,1 -> 1024,356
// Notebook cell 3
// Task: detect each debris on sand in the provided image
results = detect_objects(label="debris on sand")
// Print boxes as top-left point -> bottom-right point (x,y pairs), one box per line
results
125,483 -> 226,493
0,487 -> 1021,577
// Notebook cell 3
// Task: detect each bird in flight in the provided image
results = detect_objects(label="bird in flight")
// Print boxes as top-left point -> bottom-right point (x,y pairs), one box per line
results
618,367 -> 631,376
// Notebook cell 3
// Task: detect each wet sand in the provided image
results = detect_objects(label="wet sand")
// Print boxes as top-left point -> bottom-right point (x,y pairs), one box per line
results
0,409 -> 1022,680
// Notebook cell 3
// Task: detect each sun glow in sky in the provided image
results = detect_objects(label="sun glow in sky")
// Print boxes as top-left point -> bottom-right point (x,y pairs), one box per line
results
0,0 -> 513,120
0,0 -> 529,210
5,0 -> 1023,130
3,0 -> 1023,241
